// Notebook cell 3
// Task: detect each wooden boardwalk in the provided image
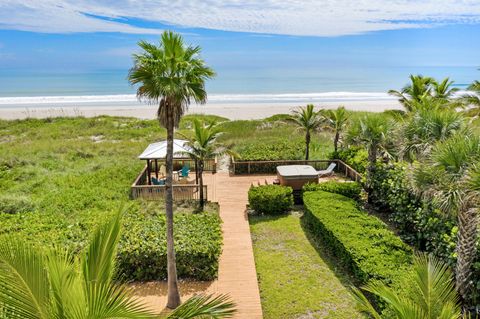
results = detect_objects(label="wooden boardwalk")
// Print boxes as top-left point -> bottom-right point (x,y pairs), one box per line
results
132,173 -> 270,318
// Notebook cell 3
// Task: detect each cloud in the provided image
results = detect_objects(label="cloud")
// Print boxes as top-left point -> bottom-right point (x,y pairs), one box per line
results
1,1 -> 480,36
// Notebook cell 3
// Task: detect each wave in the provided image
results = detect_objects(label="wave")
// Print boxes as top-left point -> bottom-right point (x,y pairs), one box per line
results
0,92 -> 401,105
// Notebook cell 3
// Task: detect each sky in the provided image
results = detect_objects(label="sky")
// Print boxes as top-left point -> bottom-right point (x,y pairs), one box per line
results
0,1 -> 479,77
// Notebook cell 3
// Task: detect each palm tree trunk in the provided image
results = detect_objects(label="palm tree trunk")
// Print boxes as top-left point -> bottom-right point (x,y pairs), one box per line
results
334,131 -> 339,153
366,145 -> 377,201
305,131 -> 310,161
165,103 -> 181,309
199,160 -> 204,210
455,207 -> 478,302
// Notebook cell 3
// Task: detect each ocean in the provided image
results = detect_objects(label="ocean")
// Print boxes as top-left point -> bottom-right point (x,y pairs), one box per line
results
0,66 -> 477,107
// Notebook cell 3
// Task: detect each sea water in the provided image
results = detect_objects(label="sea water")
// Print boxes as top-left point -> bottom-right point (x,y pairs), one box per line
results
0,66 -> 477,107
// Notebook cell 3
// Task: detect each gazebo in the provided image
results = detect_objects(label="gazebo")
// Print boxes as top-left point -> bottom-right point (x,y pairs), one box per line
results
138,139 -> 193,185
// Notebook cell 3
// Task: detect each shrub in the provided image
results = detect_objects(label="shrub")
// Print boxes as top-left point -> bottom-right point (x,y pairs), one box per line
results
329,147 -> 368,173
0,195 -> 35,214
237,140 -> 304,161
118,210 -> 222,281
248,185 -> 293,215
303,181 -> 362,200
303,190 -> 412,289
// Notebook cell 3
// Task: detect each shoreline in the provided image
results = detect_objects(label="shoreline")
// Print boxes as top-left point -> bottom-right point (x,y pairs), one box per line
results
0,100 -> 402,120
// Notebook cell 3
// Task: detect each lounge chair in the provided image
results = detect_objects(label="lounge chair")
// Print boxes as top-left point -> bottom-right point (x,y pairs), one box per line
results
317,163 -> 336,177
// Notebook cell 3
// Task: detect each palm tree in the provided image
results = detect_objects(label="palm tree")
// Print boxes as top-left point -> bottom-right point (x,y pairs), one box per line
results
352,254 -> 462,319
399,108 -> 464,161
347,114 -> 392,196
462,81 -> 480,117
412,134 -> 480,302
388,75 -> 434,112
290,104 -> 323,160
181,119 -> 233,210
128,31 -> 215,309
322,106 -> 349,153
0,212 -> 236,318
431,77 -> 460,100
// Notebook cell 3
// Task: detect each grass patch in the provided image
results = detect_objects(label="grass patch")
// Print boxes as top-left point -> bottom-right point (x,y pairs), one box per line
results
249,212 -> 364,319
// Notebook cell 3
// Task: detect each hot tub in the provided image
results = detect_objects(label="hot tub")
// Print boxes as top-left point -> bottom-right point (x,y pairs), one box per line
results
276,165 -> 318,190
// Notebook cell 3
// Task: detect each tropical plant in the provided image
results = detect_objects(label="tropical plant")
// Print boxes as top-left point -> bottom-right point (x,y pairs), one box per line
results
289,104 -> 323,160
182,119 -> 233,210
128,31 -> 215,308
352,254 -> 462,319
462,81 -> 480,117
399,108 -> 464,161
431,77 -> 460,100
347,114 -> 393,197
412,134 -> 480,302
322,106 -> 349,152
388,75 -> 434,111
0,212 -> 237,318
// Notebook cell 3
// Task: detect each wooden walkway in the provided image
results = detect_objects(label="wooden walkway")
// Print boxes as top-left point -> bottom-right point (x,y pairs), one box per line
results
132,173 -> 269,318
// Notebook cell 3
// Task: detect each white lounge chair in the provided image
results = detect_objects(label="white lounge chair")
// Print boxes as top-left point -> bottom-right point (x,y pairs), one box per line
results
317,163 -> 336,177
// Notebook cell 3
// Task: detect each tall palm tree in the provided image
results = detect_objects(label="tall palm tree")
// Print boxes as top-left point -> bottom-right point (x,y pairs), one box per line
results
0,212 -> 236,318
347,114 -> 392,196
388,75 -> 434,112
128,31 -> 215,309
290,104 -> 323,160
412,134 -> 480,302
462,81 -> 480,117
352,254 -> 462,319
399,108 -> 464,161
322,106 -> 349,153
181,119 -> 233,210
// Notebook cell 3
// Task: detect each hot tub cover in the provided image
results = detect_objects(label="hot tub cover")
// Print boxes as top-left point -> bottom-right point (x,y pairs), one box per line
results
276,165 -> 318,179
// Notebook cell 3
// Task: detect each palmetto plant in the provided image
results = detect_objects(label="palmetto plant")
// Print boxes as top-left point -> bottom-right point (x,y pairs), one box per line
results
290,104 -> 323,160
462,81 -> 480,117
412,134 -> 480,302
321,106 -> 349,153
388,75 -> 434,112
347,114 -> 392,196
431,77 -> 460,100
399,108 -> 464,161
128,31 -> 215,308
352,254 -> 462,319
181,119 -> 234,210
0,212 -> 236,318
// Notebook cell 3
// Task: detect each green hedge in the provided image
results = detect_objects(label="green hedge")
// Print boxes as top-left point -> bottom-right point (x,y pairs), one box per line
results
248,185 -> 293,215
303,181 -> 362,200
0,208 -> 222,281
329,147 -> 368,174
303,191 -> 412,288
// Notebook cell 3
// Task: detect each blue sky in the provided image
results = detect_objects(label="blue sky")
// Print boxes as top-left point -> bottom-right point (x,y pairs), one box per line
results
0,1 -> 479,95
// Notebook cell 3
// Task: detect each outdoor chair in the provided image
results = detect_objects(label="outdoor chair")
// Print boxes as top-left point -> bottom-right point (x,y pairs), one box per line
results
317,163 -> 336,177
178,165 -> 190,179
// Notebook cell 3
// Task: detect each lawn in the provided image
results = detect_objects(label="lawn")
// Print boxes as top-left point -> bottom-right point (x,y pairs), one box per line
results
249,212 -> 364,319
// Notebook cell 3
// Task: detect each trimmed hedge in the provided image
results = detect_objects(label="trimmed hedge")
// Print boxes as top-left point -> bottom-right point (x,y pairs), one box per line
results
303,181 -> 362,200
248,185 -> 293,215
303,191 -> 412,288
0,209 -> 222,281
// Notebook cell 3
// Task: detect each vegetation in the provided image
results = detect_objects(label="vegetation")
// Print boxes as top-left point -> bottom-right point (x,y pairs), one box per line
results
128,30 -> 215,308
303,181 -> 362,201
289,104 -> 323,160
353,255 -> 461,319
0,211 -> 236,319
321,106 -> 349,153
181,119 -> 233,209
303,191 -> 412,295
249,213 -> 363,319
248,185 -> 293,215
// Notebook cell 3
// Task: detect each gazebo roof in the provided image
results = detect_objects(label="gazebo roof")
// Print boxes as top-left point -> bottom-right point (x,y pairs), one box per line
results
138,139 -> 192,160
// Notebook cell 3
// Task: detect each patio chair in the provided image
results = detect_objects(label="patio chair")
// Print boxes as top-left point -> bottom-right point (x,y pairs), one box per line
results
178,165 -> 190,179
317,163 -> 336,177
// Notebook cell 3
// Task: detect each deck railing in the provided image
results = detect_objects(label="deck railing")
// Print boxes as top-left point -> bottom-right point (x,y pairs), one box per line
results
172,158 -> 217,172
131,165 -> 208,201
230,157 -> 362,182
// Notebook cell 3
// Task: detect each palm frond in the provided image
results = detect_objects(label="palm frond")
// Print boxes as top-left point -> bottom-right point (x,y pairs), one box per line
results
166,294 -> 236,319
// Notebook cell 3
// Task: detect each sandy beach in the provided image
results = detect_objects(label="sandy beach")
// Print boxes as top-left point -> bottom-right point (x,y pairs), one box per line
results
0,99 -> 402,121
